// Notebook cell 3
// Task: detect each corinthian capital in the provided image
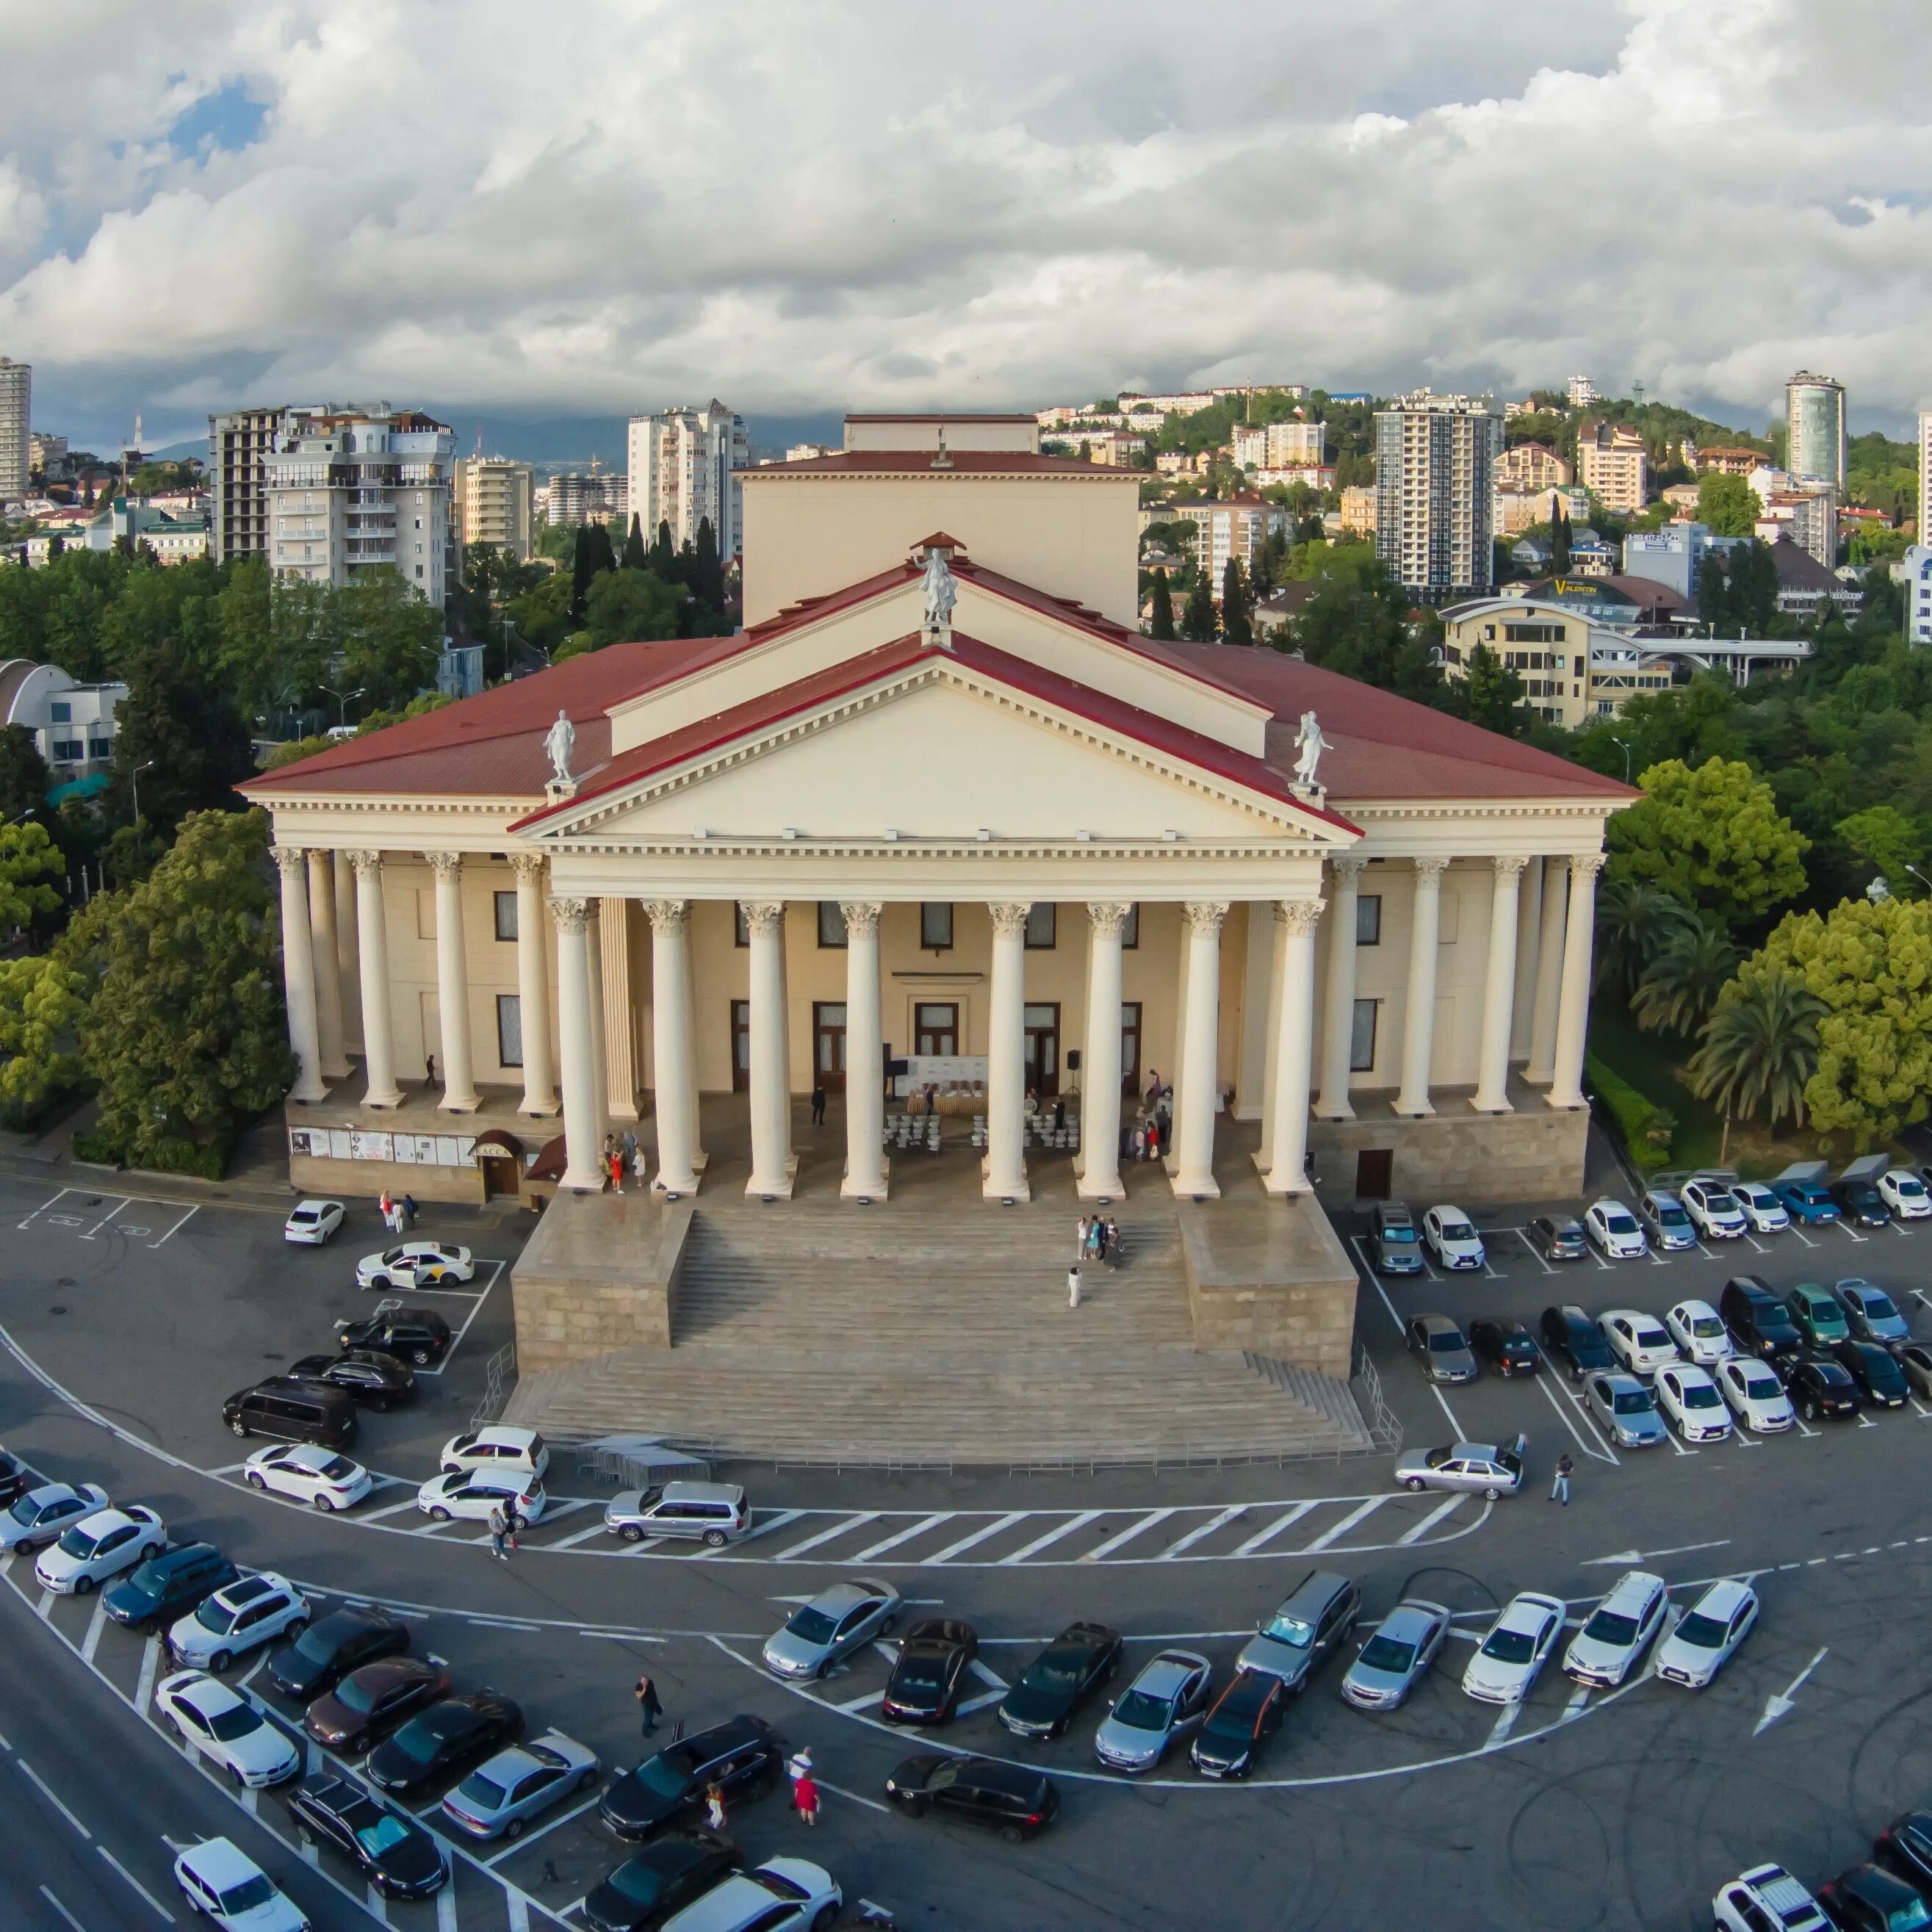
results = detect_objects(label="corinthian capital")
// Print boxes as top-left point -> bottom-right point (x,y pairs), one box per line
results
838,901 -> 882,940
1085,901 -> 1131,941
1330,852 -> 1369,882
987,901 -> 1032,939
1570,851 -> 1607,883
348,849 -> 383,882
644,897 -> 691,935
508,851 -> 547,883
742,901 -> 787,939
271,845 -> 306,879
425,851 -> 464,882
1275,898 -> 1325,936
1184,900 -> 1228,937
548,895 -> 590,935
1413,856 -> 1449,885
1492,854 -> 1529,882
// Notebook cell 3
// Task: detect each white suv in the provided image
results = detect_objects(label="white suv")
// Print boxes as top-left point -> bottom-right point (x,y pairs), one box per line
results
604,1481 -> 751,1548
660,1857 -> 841,1932
1562,1571 -> 1668,1688
1712,1864 -> 1829,1932
1881,1169 -> 1932,1219
1680,1179 -> 1747,1240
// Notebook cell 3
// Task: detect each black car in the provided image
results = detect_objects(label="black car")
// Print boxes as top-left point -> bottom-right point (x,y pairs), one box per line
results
304,1655 -> 450,1754
268,1604 -> 410,1702
998,1622 -> 1122,1740
335,1308 -> 452,1368
1817,1861 -> 1931,1932
365,1691 -> 523,1795
285,1350 -> 416,1411
1369,1201 -> 1426,1276
222,1377 -> 358,1449
1833,1339 -> 1911,1410
101,1541 -> 239,1633
0,1448 -> 32,1510
581,1833 -> 741,1932
882,1619 -> 978,1725
1526,1216 -> 1589,1263
1539,1305 -> 1616,1382
1831,1181 -> 1893,1230
1468,1316 -> 1541,1377
286,1776 -> 448,1900
1875,1811 -> 1932,1892
599,1716 -> 785,1841
1189,1668 -> 1287,1780
884,1754 -> 1060,1843
1787,1358 -> 1861,1421
1720,1277 -> 1804,1372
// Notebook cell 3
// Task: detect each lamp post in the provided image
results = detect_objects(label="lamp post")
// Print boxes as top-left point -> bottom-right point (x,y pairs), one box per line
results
130,757 -> 155,827
1905,863 -> 1932,900
1610,735 -> 1634,783
320,685 -> 365,729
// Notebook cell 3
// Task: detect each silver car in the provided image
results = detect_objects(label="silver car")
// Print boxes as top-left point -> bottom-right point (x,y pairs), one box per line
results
1093,1649 -> 1211,1773
1393,1435 -> 1526,1500
440,1730 -> 599,1840
1584,1370 -> 1666,1449
0,1482 -> 109,1554
1340,1599 -> 1452,1711
760,1578 -> 901,1681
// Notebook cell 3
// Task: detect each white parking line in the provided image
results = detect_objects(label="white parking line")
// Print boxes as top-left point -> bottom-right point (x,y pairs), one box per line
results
413,1258 -> 506,1376
998,1512 -> 1103,1565
79,1195 -> 133,1240
1791,1225 -> 1819,1248
17,1186 -> 78,1230
1305,1498 -> 1386,1551
79,1597 -> 108,1663
774,1513 -> 879,1561
359,1497 -> 428,1524
1158,1504 -> 1250,1559
1485,1704 -> 1520,1745
1232,1503 -> 1316,1557
851,1514 -> 951,1563
1561,1684 -> 1592,1723
1510,1228 -> 1555,1276
1083,1508 -> 1179,1562
97,1843 -> 176,1922
834,1684 -> 882,1714
924,1513 -> 1026,1565
440,1886 -> 462,1931
39,1889 -> 84,1932
738,1509 -> 807,1546
1396,1496 -> 1464,1545
547,1521 -> 612,1552
135,1634 -> 161,1712
17,1758 -> 90,1837
1837,1223 -> 1869,1244
149,1205 -> 199,1250
481,1792 -> 602,1865
1535,1371 -> 1618,1467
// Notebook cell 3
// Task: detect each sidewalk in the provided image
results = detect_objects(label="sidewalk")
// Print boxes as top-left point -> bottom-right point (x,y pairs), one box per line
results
0,1100 -> 299,1211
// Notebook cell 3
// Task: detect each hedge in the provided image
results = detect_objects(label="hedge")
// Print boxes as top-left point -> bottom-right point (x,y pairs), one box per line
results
1585,1053 -> 1677,1171
71,1127 -> 231,1181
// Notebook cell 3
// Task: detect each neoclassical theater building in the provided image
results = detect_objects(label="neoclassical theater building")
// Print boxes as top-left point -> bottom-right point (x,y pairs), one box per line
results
245,413 -> 1627,1416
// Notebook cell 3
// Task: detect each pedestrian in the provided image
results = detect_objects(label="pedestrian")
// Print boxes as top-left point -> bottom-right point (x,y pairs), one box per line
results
401,1192 -> 417,1228
786,1747 -> 813,1792
634,1673 -> 663,1737
1052,1095 -> 1065,1133
1145,1069 -> 1161,1108
1145,1119 -> 1160,1162
609,1149 -> 624,1194
488,1504 -> 508,1561
1093,1218 -> 1109,1266
704,1784 -> 726,1833
793,1766 -> 821,1828
1067,1264 -> 1082,1310
1131,1122 -> 1146,1161
811,1082 -> 826,1127
602,1131 -> 616,1161
1076,1214 -> 1090,1259
621,1128 -> 637,1167
425,1053 -> 437,1088
378,1188 -> 392,1230
1551,1452 -> 1574,1507
632,1145 -> 647,1189
1106,1216 -> 1121,1266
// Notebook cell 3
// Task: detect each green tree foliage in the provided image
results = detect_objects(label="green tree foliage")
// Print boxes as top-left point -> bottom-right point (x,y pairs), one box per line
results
1178,574 -> 1218,643
1593,876 -> 1697,994
1459,644 -> 1527,737
1147,567 -> 1175,641
0,821 -> 68,930
109,638 -> 257,835
692,516 -> 725,614
1686,970 -> 1823,1133
0,726 -> 51,821
1835,806 -> 1928,892
582,569 -> 683,649
1219,559 -> 1252,644
1697,472 -> 1761,539
1295,555 -> 1442,704
1631,915 -> 1740,1034
335,570 -> 444,710
1845,430 -> 1917,525
0,951 -> 84,1114
621,513 -> 649,572
505,571 -> 577,655
1607,757 -> 1809,924
1549,502 -> 1570,574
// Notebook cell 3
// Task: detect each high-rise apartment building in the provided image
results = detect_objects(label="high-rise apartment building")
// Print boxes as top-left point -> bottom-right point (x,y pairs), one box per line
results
627,402 -> 749,557
453,456 -> 534,561
545,472 -> 621,527
1786,370 -> 1846,486
209,406 -> 292,561
1494,442 -> 1574,491
1576,420 -> 1648,513
1567,374 -> 1597,408
1374,392 -> 1503,599
0,358 -> 30,499
29,431 -> 68,480
264,405 -> 457,607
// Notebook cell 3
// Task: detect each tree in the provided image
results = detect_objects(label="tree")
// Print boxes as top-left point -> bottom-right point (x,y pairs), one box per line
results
1178,574 -> 1218,643
109,637 -> 257,836
1550,501 -> 1571,574
647,519 -> 677,578
1836,804 -> 1929,893
0,726 -> 50,823
1460,644 -> 1527,736
335,569 -> 444,710
1698,472 -> 1760,539
1606,757 -> 1809,924
1295,555 -> 1442,704
1631,915 -> 1740,1034
583,569 -> 683,649
1593,876 -> 1697,993
0,951 -> 84,1116
621,513 -> 649,572
1687,970 -> 1824,1137
691,516 -> 725,613
1219,559 -> 1252,644
569,527 -> 594,622
1147,568 -> 1175,641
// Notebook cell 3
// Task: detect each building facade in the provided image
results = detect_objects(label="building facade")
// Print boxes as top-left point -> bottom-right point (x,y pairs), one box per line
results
1338,485 -> 1377,537
1439,598 -> 1676,728
544,472 -> 621,527
209,407 -> 290,562
627,403 -> 749,558
28,431 -> 67,481
1233,421 -> 1326,469
1167,495 -> 1288,592
1576,421 -> 1648,513
454,457 -> 535,562
1494,442 -> 1574,492
0,661 -> 126,776
1567,375 -> 1597,408
1904,545 -> 1932,646
0,358 -> 29,500
1787,370 -> 1847,486
1374,392 -> 1503,599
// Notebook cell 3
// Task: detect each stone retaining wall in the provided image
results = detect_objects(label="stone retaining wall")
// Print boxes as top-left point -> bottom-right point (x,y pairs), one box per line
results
511,1192 -> 692,1371
1176,1195 -> 1358,1378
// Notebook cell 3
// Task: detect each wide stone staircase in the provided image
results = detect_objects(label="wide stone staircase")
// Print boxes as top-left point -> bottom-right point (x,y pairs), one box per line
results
505,1201 -> 1374,1469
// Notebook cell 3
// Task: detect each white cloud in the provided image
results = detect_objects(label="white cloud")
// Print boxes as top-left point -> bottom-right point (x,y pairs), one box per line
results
1,0 -> 1928,444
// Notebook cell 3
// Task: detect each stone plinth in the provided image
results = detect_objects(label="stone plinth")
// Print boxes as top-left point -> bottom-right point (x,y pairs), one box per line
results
1176,1194 -> 1358,1379
512,1189 -> 692,1372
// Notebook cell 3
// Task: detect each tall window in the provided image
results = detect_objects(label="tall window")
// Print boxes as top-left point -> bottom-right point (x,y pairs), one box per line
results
816,901 -> 847,948
496,994 -> 524,1068
734,903 -> 749,947
1120,904 -> 1140,949
919,903 -> 953,951
494,891 -> 517,942
1356,895 -> 1383,946
1024,904 -> 1056,950
1349,998 -> 1379,1073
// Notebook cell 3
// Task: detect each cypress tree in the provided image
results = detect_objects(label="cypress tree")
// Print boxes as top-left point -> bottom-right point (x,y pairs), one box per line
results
1179,574 -> 1218,642
1551,501 -> 1571,574
569,525 -> 594,621
621,513 -> 648,572
586,521 -> 619,576
1148,567 -> 1176,641
649,519 -> 676,576
693,516 -> 724,611
1221,558 -> 1252,644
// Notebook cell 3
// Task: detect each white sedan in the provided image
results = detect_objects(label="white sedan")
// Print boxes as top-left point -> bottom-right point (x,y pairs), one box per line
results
173,1837 -> 309,1932
283,1199 -> 345,1245
1680,1179 -> 1748,1241
1733,1182 -> 1789,1234
1461,1592 -> 1568,1705
1654,1363 -> 1732,1443
1717,1356 -> 1796,1433
1585,1199 -> 1649,1259
35,1504 -> 165,1595
1664,1298 -> 1733,1367
1562,1571 -> 1668,1688
439,1426 -> 549,1480
1653,1579 -> 1759,1690
168,1573 -> 310,1672
417,1470 -> 548,1525
242,1443 -> 374,1513
1880,1169 -> 1932,1220
1421,1206 -> 1486,1272
1600,1309 -> 1680,1377
355,1241 -> 475,1291
0,1482 -> 109,1554
157,1670 -> 300,1788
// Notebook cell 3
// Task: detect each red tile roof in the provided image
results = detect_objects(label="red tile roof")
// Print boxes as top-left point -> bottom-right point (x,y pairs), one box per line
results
744,451 -> 1125,477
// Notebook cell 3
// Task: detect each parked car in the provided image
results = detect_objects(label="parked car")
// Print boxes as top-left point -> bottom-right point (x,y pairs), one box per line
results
1340,1599 -> 1452,1712
283,1200 -> 345,1245
1525,1215 -> 1589,1262
267,1604 -> 410,1703
172,1837 -> 308,1932
1562,1570 -> 1668,1688
1236,1570 -> 1361,1690
1680,1178 -> 1748,1241
580,1834 -> 740,1932
1900,1344 -> 1932,1399
1720,1276 -> 1803,1371
242,1443 -> 373,1513
1874,1812 -> 1932,1895
1369,1200 -> 1426,1275
605,1482 -> 752,1549
880,1619 -> 978,1725
1405,1313 -> 1477,1385
1785,1283 -> 1851,1350
1539,1305 -> 1616,1383
761,1579 -> 901,1680
168,1573 -> 309,1672
1787,1357 -> 1860,1421
1584,1371 -> 1665,1449
439,1426 -> 549,1479
222,1379 -> 358,1452
1833,1338 -> 1911,1409
1772,1177 -> 1839,1225
1652,1579 -> 1758,1689
1093,1650 -> 1212,1773
1816,1864 -> 1932,1932
1468,1316 -> 1540,1377
1637,1189 -> 1698,1252
1420,1206 -> 1485,1272
1663,1298 -> 1733,1367
600,1717 -> 787,1842
284,1351 -> 415,1412
1653,1363 -> 1732,1443
884,1754 -> 1060,1840
0,1482 -> 110,1554
1716,1357 -> 1797,1433
441,1730 -> 599,1840
1599,1309 -> 1680,1377
997,1622 -> 1122,1740
1712,1865 -> 1829,1932
285,1776 -> 449,1900
1187,1668 -> 1288,1778
1732,1182 -> 1791,1234
1584,1199 -> 1648,1259
1878,1169 -> 1932,1219
1831,1178 -> 1893,1230
657,1858 -> 840,1932
104,1541 -> 239,1634
157,1670 -> 301,1789
355,1241 -> 475,1291
1834,1279 -> 1912,1348
303,1657 -> 450,1755
1461,1592 -> 1568,1704
415,1470 -> 547,1525
0,1447 -> 31,1511
1392,1435 -> 1525,1500
335,1307 -> 452,1367
35,1504 -> 165,1596
366,1691 -> 523,1798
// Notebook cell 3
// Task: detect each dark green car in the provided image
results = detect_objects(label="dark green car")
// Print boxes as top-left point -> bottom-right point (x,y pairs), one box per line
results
1785,1283 -> 1850,1350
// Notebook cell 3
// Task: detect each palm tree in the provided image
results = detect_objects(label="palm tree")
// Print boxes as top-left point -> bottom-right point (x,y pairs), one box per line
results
1593,876 -> 1696,994
1686,973 -> 1825,1156
1631,917 -> 1740,1036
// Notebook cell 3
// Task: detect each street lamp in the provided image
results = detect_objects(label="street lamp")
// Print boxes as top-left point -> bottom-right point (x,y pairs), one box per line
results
1610,736 -> 1634,783
1905,864 -> 1932,898
320,685 -> 365,729
130,758 -> 155,827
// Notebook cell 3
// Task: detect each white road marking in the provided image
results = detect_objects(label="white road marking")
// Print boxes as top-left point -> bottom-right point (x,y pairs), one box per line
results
547,1521 -> 613,1551
924,1513 -> 1027,1565
17,1758 -> 91,1837
79,1597 -> 109,1663
851,1514 -> 951,1562
1535,1371 -> 1619,1466
136,1634 -> 161,1712
958,1687 -> 1006,1715
1305,1498 -> 1386,1552
439,1886 -> 462,1931
17,1186 -> 76,1230
365,1883 -> 389,1922
98,1843 -> 177,1921
1396,1496 -> 1464,1545
998,1511 -> 1103,1565
411,1256 -> 505,1374
1561,1684 -> 1592,1723
149,1205 -> 199,1249
1485,1704 -> 1521,1745
79,1195 -> 134,1240
1156,1504 -> 1250,1559
1232,1503 -> 1316,1557
39,1887 -> 85,1931
483,1792 -> 602,1864
835,1684 -> 882,1714
738,1509 -> 806,1546
773,1513 -> 880,1561
35,1587 -> 54,1620
1082,1508 -> 1178,1561
1791,1225 -> 1819,1248
356,1496 -> 426,1524
1756,1646 -> 1828,1734
814,1773 -> 891,1814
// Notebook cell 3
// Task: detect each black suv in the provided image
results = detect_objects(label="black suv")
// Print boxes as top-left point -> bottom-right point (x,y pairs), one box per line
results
1720,1276 -> 1803,1372
884,1755 -> 1061,1842
336,1308 -> 452,1367
1538,1305 -> 1615,1383
600,1716 -> 785,1840
222,1377 -> 358,1449
285,1776 -> 447,1899
102,1541 -> 239,1633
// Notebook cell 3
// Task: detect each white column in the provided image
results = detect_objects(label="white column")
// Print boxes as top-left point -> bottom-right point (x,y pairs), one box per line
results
510,854 -> 558,1114
1547,853 -> 1604,1111
1510,856 -> 1544,1061
1314,854 -> 1366,1120
744,902 -> 797,1197
1474,856 -> 1527,1114
646,899 -> 700,1193
599,898 -> 638,1120
550,895 -> 605,1192
350,851 -> 403,1108
1171,900 -> 1227,1198
306,851 -> 348,1080
273,847 -> 327,1103
1234,903 -> 1275,1122
425,852 -> 480,1111
333,850 -> 362,1054
1394,857 -> 1447,1117
1078,902 -> 1129,1200
585,902 -> 608,1148
840,901 -> 887,1200
983,901 -> 1031,1200
682,918 -> 706,1172
1263,898 -> 1324,1194
1527,857 -> 1568,1084
1255,907 -> 1288,1169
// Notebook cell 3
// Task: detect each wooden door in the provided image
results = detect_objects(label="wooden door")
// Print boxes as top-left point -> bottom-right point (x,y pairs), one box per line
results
730,1000 -> 750,1093
813,1001 -> 848,1092
1119,1001 -> 1142,1099
1024,1002 -> 1061,1097
1355,1149 -> 1394,1200
915,1002 -> 959,1057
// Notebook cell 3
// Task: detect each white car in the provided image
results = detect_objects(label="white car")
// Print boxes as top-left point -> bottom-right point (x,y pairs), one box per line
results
1733,1182 -> 1790,1235
283,1199 -> 345,1245
355,1241 -> 475,1291
168,1573 -> 310,1672
1880,1169 -> 1932,1220
1680,1179 -> 1748,1241
0,1481 -> 109,1554
1585,1199 -> 1648,1259
1653,1579 -> 1759,1689
1421,1206 -> 1486,1272
35,1503 -> 165,1595
242,1443 -> 374,1513
157,1670 -> 300,1788
1654,1363 -> 1732,1443
1599,1308 -> 1680,1377
1717,1355 -> 1796,1433
439,1426 -> 549,1481
1713,1866 -> 1830,1932
1664,1298 -> 1733,1367
417,1470 -> 548,1525
1562,1570 -> 1667,1688
173,1837 -> 310,1932
660,1857 -> 841,1932
1460,1592 -> 1568,1705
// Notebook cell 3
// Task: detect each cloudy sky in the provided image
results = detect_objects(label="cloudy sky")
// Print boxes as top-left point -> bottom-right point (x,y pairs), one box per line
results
4,0 -> 1928,454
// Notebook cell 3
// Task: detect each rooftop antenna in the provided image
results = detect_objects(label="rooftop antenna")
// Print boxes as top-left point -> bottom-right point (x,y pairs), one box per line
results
1632,381 -> 1646,408
931,425 -> 954,471
474,422 -> 484,458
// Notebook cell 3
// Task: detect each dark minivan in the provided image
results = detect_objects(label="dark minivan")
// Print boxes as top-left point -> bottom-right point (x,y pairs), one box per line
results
102,1541 -> 239,1632
1720,1277 -> 1803,1372
223,1377 -> 358,1449
1539,1305 -> 1616,1382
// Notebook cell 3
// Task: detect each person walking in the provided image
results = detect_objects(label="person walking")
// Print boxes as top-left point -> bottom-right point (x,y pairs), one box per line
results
1106,1216 -> 1121,1267
621,1128 -> 637,1168
1067,1264 -> 1082,1310
811,1081 -> 827,1128
1092,1218 -> 1109,1266
425,1053 -> 437,1088
608,1148 -> 624,1194
1052,1095 -> 1065,1134
487,1504 -> 509,1561
1550,1453 -> 1574,1507
632,1145 -> 647,1189
1075,1214 -> 1090,1260
703,1784 -> 726,1833
793,1765 -> 821,1828
634,1673 -> 663,1738
401,1192 -> 417,1229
